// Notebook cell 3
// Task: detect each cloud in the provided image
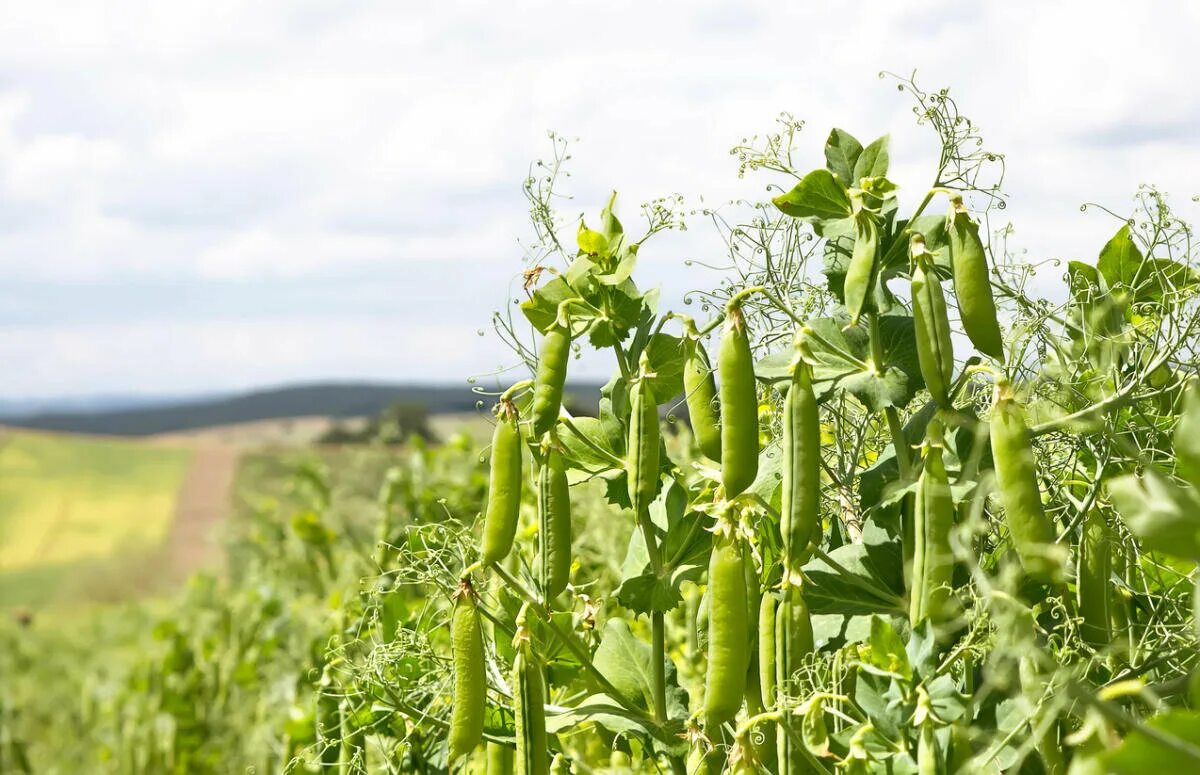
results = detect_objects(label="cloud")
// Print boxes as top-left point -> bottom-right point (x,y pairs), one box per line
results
0,0 -> 1196,397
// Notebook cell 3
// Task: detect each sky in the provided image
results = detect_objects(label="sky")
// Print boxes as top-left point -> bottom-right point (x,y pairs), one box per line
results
0,0 -> 1197,400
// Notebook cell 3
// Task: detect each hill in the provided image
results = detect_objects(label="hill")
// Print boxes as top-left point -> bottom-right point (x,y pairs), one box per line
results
0,381 -> 604,437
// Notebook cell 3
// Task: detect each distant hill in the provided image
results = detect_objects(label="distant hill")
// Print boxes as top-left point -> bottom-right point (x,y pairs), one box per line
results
0,381 -> 604,437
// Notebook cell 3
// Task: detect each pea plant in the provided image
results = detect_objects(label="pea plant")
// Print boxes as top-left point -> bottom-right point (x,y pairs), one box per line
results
364,79 -> 1200,774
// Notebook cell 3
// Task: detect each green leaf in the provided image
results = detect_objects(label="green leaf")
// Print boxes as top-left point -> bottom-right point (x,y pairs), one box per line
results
1109,471 -> 1200,562
592,620 -> 689,720
862,615 -> 912,680
1097,224 -> 1143,291
1105,710 -> 1200,773
801,523 -> 904,615
773,169 -> 853,221
824,128 -> 863,184
558,416 -> 622,473
642,333 -> 686,405
853,135 -> 890,181
577,221 -> 609,256
520,277 -> 581,334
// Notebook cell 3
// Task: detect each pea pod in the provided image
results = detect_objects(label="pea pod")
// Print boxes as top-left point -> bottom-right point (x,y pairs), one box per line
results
481,401 -> 523,565
684,332 -> 722,462
1076,510 -> 1114,648
782,357 -> 820,577
948,196 -> 1004,361
909,420 -> 955,628
687,747 -> 724,774
538,442 -> 572,600
916,722 -> 939,775
775,584 -> 814,773
911,239 -> 955,408
627,360 -> 662,516
704,531 -> 749,728
488,742 -> 514,774
1176,381 -> 1200,491
514,632 -> 548,775
758,591 -> 777,711
448,581 -> 486,762
844,209 -> 880,326
720,303 -> 759,497
990,385 -> 1063,581
531,325 -> 571,437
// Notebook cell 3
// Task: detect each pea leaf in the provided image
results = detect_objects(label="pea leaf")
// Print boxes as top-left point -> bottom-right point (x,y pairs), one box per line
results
773,169 -> 853,222
807,316 -> 923,412
577,221 -> 609,256
862,615 -> 912,680
853,135 -> 890,182
520,277 -> 580,334
1109,471 -> 1200,562
1105,710 -> 1200,773
1097,224 -> 1144,292
642,332 -> 686,405
558,416 -> 622,473
824,128 -> 863,184
801,523 -> 904,615
591,620 -> 689,720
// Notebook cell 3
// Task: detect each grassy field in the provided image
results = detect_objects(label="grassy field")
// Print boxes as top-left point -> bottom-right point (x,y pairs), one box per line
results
0,430 -> 193,608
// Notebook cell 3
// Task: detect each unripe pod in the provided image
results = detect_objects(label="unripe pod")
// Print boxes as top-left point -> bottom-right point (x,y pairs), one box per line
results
481,401 -> 523,565
990,386 -> 1063,581
488,742 -> 514,774
538,443 -> 572,600
844,210 -> 881,326
627,363 -> 662,516
1076,510 -> 1115,648
448,581 -> 486,761
531,325 -> 571,437
514,634 -> 548,775
909,421 -> 955,628
948,196 -> 1004,361
720,303 -> 759,497
782,357 -> 820,577
684,334 -> 722,462
704,532 -> 749,728
775,584 -> 814,773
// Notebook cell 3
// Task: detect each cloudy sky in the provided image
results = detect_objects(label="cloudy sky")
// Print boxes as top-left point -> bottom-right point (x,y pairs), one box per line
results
0,1 -> 1196,401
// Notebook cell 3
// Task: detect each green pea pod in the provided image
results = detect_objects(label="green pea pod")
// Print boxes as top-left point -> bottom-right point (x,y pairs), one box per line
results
488,742 -> 514,774
775,584 -> 814,773
684,333 -> 722,462
911,243 -> 955,408
704,531 -> 749,729
720,303 -> 759,497
481,401 -> 523,565
948,197 -> 1004,361
627,364 -> 662,516
1175,381 -> 1200,491
917,723 -> 939,775
538,443 -> 572,600
844,209 -> 880,326
909,421 -> 955,628
687,747 -> 725,775
990,387 -> 1063,582
1076,510 -> 1114,648
782,358 -> 820,578
531,325 -> 571,438
758,591 -> 777,710
514,635 -> 548,775
448,581 -> 486,762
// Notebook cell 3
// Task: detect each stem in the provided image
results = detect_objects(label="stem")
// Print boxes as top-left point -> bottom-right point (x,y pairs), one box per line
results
651,613 -> 667,724
885,408 -> 913,480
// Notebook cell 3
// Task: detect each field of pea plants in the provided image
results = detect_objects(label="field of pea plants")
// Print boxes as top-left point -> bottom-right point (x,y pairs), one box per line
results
4,79 -> 1200,774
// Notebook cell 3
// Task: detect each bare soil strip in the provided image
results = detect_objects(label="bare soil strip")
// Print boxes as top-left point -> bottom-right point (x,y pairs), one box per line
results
163,445 -> 239,580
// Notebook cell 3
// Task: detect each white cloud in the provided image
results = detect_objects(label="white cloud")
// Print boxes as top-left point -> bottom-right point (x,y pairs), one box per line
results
0,0 -> 1196,397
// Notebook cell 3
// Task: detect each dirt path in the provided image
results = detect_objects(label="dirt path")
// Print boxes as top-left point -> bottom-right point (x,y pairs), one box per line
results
163,445 -> 240,580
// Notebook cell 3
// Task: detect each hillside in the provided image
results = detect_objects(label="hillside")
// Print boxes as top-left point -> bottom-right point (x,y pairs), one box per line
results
0,381 -> 601,437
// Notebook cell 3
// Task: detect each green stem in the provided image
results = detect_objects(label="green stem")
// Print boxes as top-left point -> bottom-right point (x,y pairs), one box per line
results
651,612 -> 667,724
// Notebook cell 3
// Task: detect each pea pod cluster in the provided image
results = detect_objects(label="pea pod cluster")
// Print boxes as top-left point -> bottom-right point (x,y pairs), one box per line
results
719,302 -> 759,498
531,324 -> 571,438
447,580 -> 485,761
481,400 -> 523,565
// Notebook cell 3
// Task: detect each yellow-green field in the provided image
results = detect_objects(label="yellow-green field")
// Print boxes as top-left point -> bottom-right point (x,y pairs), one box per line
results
0,430 -> 193,608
